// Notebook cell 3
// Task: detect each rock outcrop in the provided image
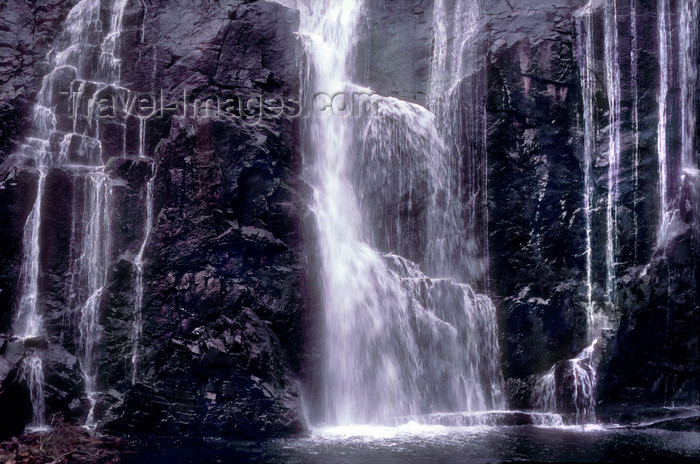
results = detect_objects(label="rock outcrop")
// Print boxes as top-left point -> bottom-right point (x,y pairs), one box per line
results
100,0 -> 309,438
485,0 -> 589,383
0,0 -> 309,438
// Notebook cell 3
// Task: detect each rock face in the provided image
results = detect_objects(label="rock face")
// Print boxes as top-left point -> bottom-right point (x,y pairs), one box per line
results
599,227 -> 700,409
0,0 -> 76,337
484,0 -> 698,415
485,0 -> 589,382
0,0 -> 76,163
98,0 -> 309,438
0,339 -> 32,441
358,0 -> 433,106
0,0 -> 80,438
0,0 -> 309,438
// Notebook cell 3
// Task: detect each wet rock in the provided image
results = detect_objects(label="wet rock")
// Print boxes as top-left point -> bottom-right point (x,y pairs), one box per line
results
0,415 -> 123,463
0,164 -> 37,333
97,0 -> 308,438
504,376 -> 536,410
357,0 -> 433,105
0,0 -> 75,161
0,367 -> 32,441
598,228 -> 700,409
485,0 -> 589,385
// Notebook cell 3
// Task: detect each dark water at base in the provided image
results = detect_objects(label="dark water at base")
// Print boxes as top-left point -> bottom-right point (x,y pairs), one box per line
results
121,424 -> 700,463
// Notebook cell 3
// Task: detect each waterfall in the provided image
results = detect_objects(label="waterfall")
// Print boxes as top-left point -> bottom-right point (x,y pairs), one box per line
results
300,0 -> 397,425
357,95 -> 446,262
603,0 -> 621,307
14,170 -> 47,428
631,0 -> 640,263
533,366 -> 557,413
532,341 -> 598,424
299,0 -> 503,425
654,0 -> 698,248
426,0 -> 488,285
657,0 -> 671,246
13,0 -> 128,427
130,42 -> 159,387
577,4 -> 596,338
678,0 -> 699,244
131,164 -> 156,385
569,341 -> 598,423
72,173 -> 112,428
679,0 -> 698,177
20,357 -> 46,429
532,341 -> 600,425
532,1 -> 619,424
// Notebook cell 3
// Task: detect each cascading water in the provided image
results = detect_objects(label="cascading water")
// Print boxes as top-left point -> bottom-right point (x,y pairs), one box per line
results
299,0 -> 392,425
72,173 -> 112,427
13,0 -> 128,427
357,94 -> 446,262
426,0 -> 488,285
130,46 -> 159,387
533,366 -> 557,414
14,169 -> 48,427
532,341 -> 597,424
534,0 -> 698,426
578,3 -> 596,336
569,341 -> 597,422
657,0 -> 671,247
579,0 -> 618,315
653,0 -> 698,250
299,0 -> 504,426
603,0 -> 621,308
131,162 -> 156,385
532,0 -> 622,424
0,0 -> 695,454
631,0 -> 640,263
678,0 -> 698,242
679,0 -> 697,175
532,342 -> 599,424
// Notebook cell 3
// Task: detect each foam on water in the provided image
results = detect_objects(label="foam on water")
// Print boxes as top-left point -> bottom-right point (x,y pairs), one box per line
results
311,422 -> 490,441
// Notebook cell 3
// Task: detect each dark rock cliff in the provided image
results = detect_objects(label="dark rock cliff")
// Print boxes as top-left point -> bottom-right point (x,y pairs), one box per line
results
0,0 -> 77,341
0,0 -> 80,439
0,0 -> 309,439
485,0 -> 698,411
96,0 -> 309,438
599,226 -> 699,413
485,0 -> 589,387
